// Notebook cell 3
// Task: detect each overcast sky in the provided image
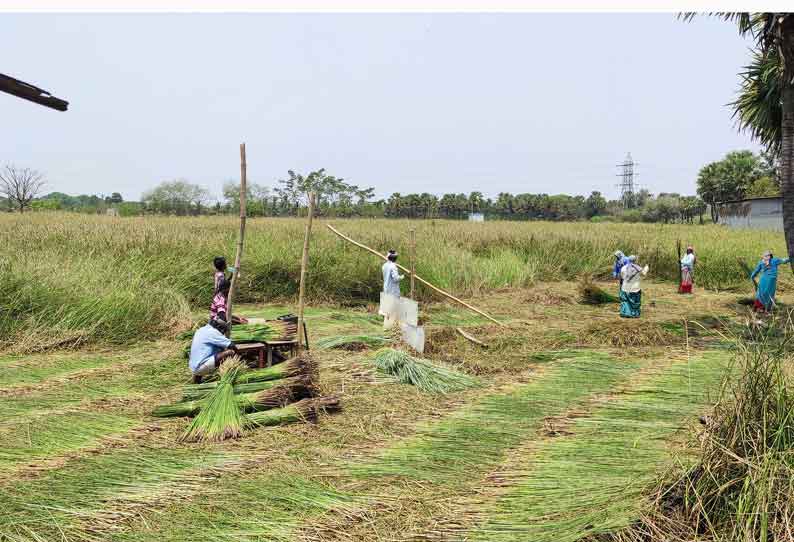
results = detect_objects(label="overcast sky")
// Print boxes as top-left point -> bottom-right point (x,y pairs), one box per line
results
1,13 -> 758,201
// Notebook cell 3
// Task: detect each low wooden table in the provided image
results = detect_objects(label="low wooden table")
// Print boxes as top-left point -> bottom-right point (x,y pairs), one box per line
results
235,339 -> 300,368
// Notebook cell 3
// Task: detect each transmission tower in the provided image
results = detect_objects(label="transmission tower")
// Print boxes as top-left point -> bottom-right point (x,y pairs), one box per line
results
615,153 -> 639,208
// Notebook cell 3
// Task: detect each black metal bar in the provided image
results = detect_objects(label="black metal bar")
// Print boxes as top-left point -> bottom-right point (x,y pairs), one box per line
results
0,73 -> 68,111
302,322 -> 309,350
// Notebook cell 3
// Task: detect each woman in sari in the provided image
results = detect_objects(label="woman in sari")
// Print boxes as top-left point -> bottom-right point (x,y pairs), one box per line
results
619,256 -> 649,318
750,250 -> 790,312
679,246 -> 696,294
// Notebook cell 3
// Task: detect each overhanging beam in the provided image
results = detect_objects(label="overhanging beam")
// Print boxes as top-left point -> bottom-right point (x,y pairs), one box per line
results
0,72 -> 68,112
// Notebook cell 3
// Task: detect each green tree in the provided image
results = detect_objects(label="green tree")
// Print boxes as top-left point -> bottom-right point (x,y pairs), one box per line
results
746,176 -> 780,197
142,179 -> 210,215
585,191 -> 607,218
696,150 -> 764,221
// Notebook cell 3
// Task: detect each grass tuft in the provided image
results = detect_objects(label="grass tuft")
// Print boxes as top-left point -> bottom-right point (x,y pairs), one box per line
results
372,348 -> 479,394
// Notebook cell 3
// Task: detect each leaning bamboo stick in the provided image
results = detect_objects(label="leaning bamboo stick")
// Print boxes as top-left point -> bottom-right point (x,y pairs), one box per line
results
226,143 -> 247,336
326,224 -> 505,327
297,192 -> 316,353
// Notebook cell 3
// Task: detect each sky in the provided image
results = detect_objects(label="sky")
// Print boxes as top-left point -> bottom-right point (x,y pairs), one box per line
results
1,13 -> 759,202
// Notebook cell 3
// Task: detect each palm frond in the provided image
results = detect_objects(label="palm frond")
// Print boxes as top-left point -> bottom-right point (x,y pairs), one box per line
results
730,47 -> 782,153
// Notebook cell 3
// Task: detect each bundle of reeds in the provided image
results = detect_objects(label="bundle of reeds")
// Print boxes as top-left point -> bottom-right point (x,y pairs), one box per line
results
231,321 -> 296,343
372,348 -> 479,394
182,358 -> 245,442
578,276 -> 619,305
315,334 -> 390,350
244,396 -> 340,428
153,376 -> 316,417
179,355 -> 317,400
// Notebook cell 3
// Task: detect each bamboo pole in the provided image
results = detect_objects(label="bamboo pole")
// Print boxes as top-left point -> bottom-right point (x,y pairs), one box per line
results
296,192 -> 316,353
409,228 -> 416,299
326,224 -> 505,327
226,143 -> 247,337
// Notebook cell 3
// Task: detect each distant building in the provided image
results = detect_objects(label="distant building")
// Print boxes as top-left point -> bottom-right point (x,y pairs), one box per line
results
106,207 -> 119,217
717,196 -> 782,231
468,212 -> 485,223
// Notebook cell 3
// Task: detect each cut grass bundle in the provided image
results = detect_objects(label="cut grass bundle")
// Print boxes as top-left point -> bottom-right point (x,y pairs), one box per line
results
231,321 -> 296,343
315,334 -> 390,351
180,354 -> 317,400
155,376 -> 317,417
182,358 -> 245,442
372,348 -> 479,394
579,276 -> 619,305
244,396 -> 341,428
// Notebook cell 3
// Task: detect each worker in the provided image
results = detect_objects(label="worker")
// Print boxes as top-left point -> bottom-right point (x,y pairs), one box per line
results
612,250 -> 631,293
213,256 -> 236,293
210,278 -> 248,324
750,250 -> 790,312
679,246 -> 696,294
189,317 -> 238,384
382,250 -> 404,298
619,255 -> 649,318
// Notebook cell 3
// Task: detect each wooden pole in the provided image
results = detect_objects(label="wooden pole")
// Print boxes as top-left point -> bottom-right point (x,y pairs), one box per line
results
226,143 -> 247,336
327,224 -> 505,327
409,228 -> 416,299
296,192 -> 316,353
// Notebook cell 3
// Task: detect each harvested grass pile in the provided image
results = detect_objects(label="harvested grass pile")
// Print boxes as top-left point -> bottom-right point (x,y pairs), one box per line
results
231,321 -> 296,342
612,328 -> 794,541
372,348 -> 479,394
315,334 -> 390,351
581,320 -> 679,347
178,355 -> 317,401
245,396 -> 341,428
579,276 -> 619,305
182,358 -> 245,442
153,353 -> 334,441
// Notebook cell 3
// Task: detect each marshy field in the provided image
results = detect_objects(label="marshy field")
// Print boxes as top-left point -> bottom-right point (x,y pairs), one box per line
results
1,213 -> 792,541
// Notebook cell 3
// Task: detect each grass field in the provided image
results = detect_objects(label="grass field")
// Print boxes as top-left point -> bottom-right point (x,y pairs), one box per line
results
0,213 -> 785,351
0,214 -> 787,541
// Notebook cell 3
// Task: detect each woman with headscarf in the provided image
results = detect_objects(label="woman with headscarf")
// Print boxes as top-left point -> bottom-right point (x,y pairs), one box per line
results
679,246 -> 696,294
750,250 -> 790,312
619,256 -> 649,318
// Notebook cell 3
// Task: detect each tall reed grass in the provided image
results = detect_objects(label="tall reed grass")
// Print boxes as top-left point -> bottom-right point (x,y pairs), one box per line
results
2,213 -> 783,349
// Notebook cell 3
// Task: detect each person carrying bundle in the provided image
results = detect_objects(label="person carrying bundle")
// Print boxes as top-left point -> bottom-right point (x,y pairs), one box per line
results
189,317 -> 239,384
679,246 -> 696,294
750,250 -> 790,312
619,256 -> 649,318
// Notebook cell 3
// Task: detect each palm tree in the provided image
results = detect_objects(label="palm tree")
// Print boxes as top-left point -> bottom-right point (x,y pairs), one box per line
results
689,13 -> 794,257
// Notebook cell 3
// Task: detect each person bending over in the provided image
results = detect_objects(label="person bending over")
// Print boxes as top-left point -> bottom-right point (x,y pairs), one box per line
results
188,317 -> 238,384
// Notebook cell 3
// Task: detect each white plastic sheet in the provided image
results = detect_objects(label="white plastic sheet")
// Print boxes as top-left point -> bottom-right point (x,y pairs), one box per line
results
400,323 -> 426,353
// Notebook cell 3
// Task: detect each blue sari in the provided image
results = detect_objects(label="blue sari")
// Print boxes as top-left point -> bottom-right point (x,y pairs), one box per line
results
751,257 -> 790,310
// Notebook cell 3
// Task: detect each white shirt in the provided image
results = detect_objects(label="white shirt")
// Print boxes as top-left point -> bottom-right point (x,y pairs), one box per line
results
680,253 -> 695,269
620,263 -> 648,293
382,261 -> 402,297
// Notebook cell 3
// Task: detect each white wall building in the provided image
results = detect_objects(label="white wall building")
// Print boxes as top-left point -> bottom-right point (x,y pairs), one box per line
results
717,196 -> 782,231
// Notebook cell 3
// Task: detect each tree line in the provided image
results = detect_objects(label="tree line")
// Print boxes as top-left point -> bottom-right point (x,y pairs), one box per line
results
1,165 -> 710,224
